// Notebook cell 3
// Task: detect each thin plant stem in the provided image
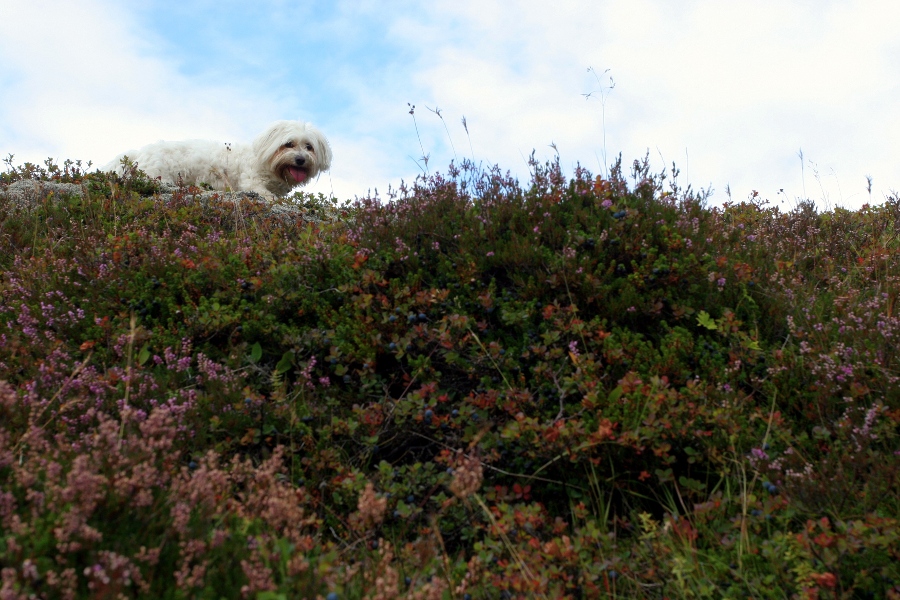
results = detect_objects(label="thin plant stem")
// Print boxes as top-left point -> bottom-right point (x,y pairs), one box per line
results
407,103 -> 429,175
426,105 -> 457,163
461,116 -> 475,163
583,67 -> 616,178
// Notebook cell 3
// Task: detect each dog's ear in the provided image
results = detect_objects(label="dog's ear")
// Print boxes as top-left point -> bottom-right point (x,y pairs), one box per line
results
252,123 -> 284,160
313,129 -> 333,172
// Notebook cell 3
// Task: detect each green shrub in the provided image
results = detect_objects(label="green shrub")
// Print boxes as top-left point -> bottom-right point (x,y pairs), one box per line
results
1,156 -> 898,598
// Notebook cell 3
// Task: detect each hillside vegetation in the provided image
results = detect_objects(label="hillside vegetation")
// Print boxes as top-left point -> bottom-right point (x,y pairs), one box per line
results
1,156 -> 898,599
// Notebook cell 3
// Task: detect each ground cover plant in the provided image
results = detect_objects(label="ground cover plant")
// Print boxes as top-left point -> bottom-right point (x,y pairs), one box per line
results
1,154 -> 898,599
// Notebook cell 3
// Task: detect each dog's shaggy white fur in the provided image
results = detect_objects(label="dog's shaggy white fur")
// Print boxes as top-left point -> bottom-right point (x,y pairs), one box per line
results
104,120 -> 332,197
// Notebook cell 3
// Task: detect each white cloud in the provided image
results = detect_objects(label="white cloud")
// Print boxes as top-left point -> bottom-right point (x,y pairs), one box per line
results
0,1 -> 274,162
383,0 -> 900,207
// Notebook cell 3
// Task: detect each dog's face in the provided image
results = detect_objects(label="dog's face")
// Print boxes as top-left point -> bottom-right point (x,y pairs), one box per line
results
251,120 -> 333,193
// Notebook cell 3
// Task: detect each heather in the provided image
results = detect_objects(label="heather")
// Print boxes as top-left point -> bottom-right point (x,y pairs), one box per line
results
0,155 -> 898,599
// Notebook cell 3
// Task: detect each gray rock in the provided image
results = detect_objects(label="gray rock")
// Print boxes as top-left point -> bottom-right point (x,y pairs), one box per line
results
0,180 -> 87,210
0,179 -> 343,225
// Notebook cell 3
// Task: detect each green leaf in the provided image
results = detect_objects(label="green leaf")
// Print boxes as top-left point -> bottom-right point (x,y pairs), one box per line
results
250,342 -> 263,363
607,386 -> 623,404
678,476 -> 706,493
696,310 -> 717,330
655,468 -> 674,483
137,343 -> 151,366
275,351 -> 294,374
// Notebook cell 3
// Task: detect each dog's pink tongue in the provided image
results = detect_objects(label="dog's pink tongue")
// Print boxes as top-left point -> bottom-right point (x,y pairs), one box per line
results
288,167 -> 307,183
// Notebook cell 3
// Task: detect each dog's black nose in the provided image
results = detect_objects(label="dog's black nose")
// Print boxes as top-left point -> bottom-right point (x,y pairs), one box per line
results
294,157 -> 306,167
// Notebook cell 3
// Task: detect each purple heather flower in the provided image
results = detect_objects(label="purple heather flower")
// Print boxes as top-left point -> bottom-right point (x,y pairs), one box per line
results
750,447 -> 768,462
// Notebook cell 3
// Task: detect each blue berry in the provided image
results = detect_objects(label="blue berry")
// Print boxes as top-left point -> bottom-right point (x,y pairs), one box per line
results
389,315 -> 397,322
326,593 -> 339,600
388,342 -> 397,350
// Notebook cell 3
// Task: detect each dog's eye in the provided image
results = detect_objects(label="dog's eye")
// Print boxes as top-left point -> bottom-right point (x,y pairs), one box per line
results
305,144 -> 314,152
284,141 -> 295,149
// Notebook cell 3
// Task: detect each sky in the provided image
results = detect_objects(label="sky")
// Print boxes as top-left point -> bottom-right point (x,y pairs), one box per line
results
1,0 -> 899,210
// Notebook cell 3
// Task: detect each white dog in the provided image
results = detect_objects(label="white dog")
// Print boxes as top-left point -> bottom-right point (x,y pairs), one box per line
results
104,120 -> 332,197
